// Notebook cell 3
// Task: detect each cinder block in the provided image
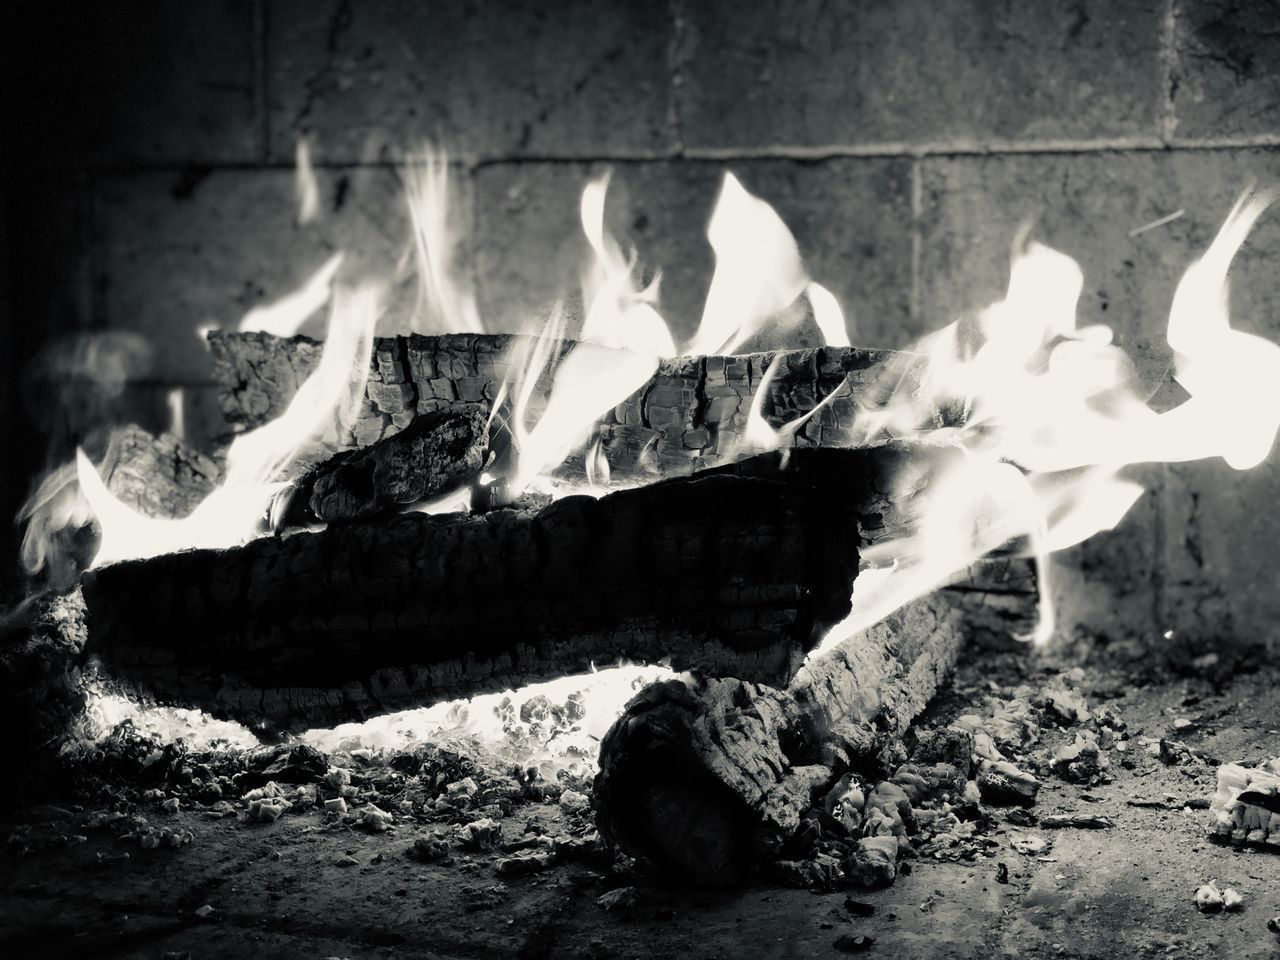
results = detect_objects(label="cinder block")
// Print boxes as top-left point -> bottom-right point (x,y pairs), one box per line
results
1172,0 -> 1280,141
1051,467 -> 1162,643
472,158 -> 913,347
95,165 -> 436,382
918,149 -> 1280,644
14,1 -> 259,166
267,0 -> 675,163
675,0 -> 1164,150
1160,456 -> 1280,647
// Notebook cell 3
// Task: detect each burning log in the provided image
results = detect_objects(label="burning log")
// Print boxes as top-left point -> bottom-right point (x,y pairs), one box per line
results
80,448 -> 895,732
21,425 -> 223,594
208,331 -> 919,482
592,591 -> 973,885
285,409 -> 489,524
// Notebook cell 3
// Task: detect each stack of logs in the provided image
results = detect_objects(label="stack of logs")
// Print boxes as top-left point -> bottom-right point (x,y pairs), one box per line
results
6,330 -> 1038,882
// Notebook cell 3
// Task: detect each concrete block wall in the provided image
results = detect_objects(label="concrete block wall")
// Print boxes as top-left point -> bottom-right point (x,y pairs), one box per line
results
4,0 -> 1280,648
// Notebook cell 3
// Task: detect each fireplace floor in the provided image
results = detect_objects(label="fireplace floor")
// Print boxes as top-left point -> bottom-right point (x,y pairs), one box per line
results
2,652 -> 1277,959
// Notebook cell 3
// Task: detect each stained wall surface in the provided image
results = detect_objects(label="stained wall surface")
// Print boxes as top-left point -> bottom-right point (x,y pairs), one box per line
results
4,0 -> 1279,646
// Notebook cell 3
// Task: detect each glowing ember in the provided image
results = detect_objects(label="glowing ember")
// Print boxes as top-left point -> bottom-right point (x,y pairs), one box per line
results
301,663 -> 674,768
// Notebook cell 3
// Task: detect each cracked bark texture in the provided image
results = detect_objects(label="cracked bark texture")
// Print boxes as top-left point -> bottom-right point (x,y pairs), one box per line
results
290,410 -> 489,524
81,449 -> 882,733
593,590 -> 969,885
101,424 -> 223,519
208,331 -> 922,483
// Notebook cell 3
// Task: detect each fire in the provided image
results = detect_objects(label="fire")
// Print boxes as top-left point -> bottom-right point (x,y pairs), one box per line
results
402,145 -> 484,335
76,286 -> 379,566
686,172 -> 845,355
15,143 -> 1280,755
238,252 -> 344,338
578,171 -> 676,357
820,189 -> 1278,650
492,171 -> 670,498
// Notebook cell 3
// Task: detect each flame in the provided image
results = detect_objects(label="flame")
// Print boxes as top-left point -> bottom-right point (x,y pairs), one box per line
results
18,462 -> 94,579
489,174 -> 681,499
17,147 -> 1280,725
585,438 -> 611,488
686,173 -> 809,355
738,352 -> 843,457
76,287 -> 379,566
295,138 -> 320,225
498,304 -> 658,497
403,146 -> 483,335
819,191 -> 1278,651
238,252 -> 344,337
807,280 -> 851,347
578,171 -> 676,357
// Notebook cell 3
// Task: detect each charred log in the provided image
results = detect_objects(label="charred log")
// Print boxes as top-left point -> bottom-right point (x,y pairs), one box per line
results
0,589 -> 90,772
285,409 -> 490,524
593,592 -> 972,885
80,449 -> 892,733
208,331 -> 923,482
22,425 -> 223,594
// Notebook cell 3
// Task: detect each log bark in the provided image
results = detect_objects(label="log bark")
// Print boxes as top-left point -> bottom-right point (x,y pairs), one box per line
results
592,590 -> 972,885
81,448 -> 891,733
286,409 -> 489,524
208,331 -> 924,483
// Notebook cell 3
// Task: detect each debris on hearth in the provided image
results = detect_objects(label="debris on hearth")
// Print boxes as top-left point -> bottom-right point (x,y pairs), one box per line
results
596,886 -> 639,911
1206,759 -> 1280,848
833,932 -> 875,953
461,882 -> 509,911
743,667 -> 1146,891
30,662 -> 1151,902
1049,732 -> 1109,784
1194,880 -> 1244,913
1039,814 -> 1114,829
1010,836 -> 1050,856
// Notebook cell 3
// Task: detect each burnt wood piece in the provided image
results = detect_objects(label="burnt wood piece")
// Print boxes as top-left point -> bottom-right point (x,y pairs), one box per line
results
0,589 -> 90,765
25,425 -> 223,594
286,410 -> 490,524
79,448 -> 897,733
102,425 -> 223,519
592,591 -> 970,886
207,331 -> 924,482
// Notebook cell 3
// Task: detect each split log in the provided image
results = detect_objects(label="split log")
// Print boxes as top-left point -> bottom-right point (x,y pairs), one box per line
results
102,425 -> 223,519
593,590 -> 971,885
286,409 -> 489,524
81,448 -> 891,733
208,331 -> 924,483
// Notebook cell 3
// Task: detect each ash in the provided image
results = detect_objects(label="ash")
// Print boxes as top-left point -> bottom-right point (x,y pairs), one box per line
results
3,642 -> 1280,958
